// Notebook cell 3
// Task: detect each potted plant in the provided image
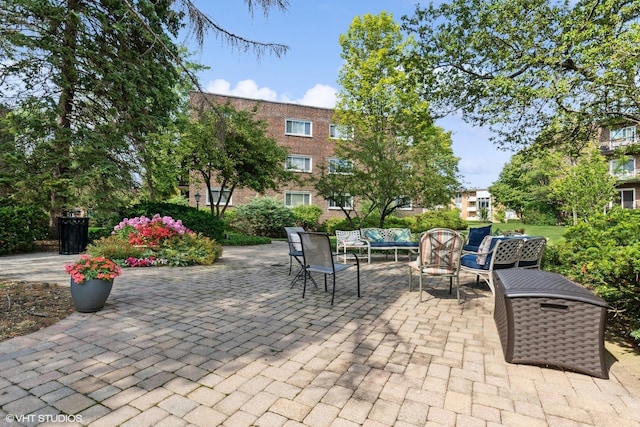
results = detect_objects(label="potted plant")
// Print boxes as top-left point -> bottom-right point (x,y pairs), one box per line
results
64,254 -> 122,312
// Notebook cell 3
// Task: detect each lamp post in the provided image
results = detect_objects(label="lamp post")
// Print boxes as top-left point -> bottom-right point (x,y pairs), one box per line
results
194,191 -> 201,210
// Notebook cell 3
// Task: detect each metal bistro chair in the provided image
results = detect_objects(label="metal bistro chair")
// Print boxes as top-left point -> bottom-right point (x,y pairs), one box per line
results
298,232 -> 360,305
408,228 -> 464,303
284,226 -> 308,288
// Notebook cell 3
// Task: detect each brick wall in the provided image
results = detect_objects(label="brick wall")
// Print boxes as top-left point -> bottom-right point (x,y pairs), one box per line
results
188,92 -> 421,222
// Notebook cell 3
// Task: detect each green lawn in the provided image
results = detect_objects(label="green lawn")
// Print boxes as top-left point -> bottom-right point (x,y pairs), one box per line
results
470,221 -> 567,244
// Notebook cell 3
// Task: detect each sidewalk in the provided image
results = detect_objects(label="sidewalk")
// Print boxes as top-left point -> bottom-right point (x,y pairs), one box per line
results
1,243 -> 639,426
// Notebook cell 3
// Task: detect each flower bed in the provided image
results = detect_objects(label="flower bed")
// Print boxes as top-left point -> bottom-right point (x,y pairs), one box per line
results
87,214 -> 223,267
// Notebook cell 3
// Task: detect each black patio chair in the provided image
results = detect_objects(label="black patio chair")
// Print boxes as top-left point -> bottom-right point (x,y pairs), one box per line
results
298,232 -> 360,305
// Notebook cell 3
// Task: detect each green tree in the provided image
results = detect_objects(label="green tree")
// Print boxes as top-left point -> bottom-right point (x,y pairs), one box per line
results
403,0 -> 640,150
0,0 -> 289,231
325,12 -> 459,227
0,1 -> 185,228
550,148 -> 617,225
489,149 -> 560,223
181,103 -> 292,219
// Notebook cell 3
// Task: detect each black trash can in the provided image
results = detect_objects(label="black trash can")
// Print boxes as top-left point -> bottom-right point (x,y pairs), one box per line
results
58,217 -> 89,255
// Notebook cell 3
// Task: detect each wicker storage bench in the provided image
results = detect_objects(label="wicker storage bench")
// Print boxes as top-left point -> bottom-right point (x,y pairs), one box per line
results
493,269 -> 609,379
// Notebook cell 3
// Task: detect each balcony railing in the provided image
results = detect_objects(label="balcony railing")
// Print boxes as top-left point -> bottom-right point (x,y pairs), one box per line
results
611,169 -> 639,180
610,136 -> 637,150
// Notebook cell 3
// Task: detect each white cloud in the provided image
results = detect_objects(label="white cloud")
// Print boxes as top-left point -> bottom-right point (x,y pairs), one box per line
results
203,78 -> 508,188
298,84 -> 337,108
206,79 -> 278,101
205,79 -> 337,108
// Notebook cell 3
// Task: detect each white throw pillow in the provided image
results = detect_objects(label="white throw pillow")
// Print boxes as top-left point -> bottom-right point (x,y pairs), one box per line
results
475,235 -> 493,265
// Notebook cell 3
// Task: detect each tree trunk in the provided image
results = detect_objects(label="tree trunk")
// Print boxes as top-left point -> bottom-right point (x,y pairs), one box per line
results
51,0 -> 81,235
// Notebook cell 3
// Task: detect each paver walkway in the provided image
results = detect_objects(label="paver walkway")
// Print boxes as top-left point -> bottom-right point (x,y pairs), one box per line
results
0,242 -> 639,426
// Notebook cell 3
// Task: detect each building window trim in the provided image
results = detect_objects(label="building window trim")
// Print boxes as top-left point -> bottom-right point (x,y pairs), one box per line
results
328,158 -> 353,174
328,194 -> 354,210
286,155 -> 312,173
616,188 -> 635,209
395,196 -> 413,210
285,119 -> 312,137
207,188 -> 232,206
329,124 -> 354,140
609,157 -> 636,179
610,126 -> 636,149
284,191 -> 311,207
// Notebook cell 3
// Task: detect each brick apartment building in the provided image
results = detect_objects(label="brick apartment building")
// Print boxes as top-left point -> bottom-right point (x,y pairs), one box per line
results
599,123 -> 640,209
188,92 -> 423,222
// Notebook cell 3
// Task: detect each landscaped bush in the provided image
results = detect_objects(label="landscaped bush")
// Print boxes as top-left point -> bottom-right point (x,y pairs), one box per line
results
0,205 -> 49,255
322,217 -> 358,234
87,214 -> 223,267
292,205 -> 323,230
402,209 -> 465,233
547,207 -> 640,346
233,197 -> 295,238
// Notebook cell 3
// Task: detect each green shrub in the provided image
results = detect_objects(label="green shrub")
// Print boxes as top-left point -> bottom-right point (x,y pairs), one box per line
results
548,207 -> 640,345
292,205 -> 323,230
88,227 -> 111,242
521,208 -> 558,225
86,234 -> 147,260
223,232 -> 271,246
403,210 -> 465,233
323,217 -> 358,235
0,205 -> 49,255
233,197 -> 295,238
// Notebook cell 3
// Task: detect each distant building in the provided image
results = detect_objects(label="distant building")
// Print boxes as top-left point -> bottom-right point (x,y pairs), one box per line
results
188,92 -> 425,221
453,188 -> 517,222
599,124 -> 639,209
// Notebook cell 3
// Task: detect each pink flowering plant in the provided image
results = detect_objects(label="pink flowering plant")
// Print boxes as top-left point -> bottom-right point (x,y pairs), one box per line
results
86,213 -> 222,267
114,214 -> 191,247
65,254 -> 122,284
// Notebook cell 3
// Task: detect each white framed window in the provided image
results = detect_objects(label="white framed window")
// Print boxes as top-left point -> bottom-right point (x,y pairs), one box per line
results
395,196 -> 413,210
609,158 -> 636,179
208,188 -> 232,206
285,191 -> 311,207
329,124 -> 353,140
610,126 -> 636,148
285,119 -> 312,137
329,194 -> 353,210
286,155 -> 312,172
616,188 -> 635,209
328,158 -> 353,174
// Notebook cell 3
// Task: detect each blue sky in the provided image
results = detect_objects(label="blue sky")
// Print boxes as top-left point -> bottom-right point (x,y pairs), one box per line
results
180,0 -> 512,189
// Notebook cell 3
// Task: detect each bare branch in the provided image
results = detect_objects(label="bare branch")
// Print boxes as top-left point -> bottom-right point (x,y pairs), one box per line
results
180,0 -> 289,60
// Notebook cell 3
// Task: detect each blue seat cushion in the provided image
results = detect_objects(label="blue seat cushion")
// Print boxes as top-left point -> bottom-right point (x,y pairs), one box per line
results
369,241 -> 418,248
461,254 -> 487,270
466,225 -> 492,248
518,260 -> 537,268
463,244 -> 480,252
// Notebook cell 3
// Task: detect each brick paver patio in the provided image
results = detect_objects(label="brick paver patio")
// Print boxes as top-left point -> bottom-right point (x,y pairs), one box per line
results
1,242 -> 639,426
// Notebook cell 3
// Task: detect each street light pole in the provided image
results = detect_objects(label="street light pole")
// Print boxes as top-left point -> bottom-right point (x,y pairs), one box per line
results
194,191 -> 201,210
